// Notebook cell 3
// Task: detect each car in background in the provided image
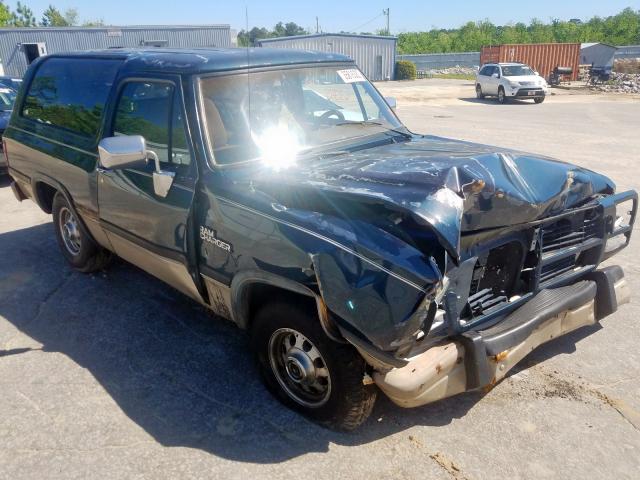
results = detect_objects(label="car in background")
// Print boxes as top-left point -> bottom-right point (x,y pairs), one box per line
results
0,76 -> 22,92
0,86 -> 17,174
476,62 -> 549,104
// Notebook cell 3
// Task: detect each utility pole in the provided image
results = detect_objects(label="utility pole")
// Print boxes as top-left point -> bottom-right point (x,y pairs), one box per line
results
382,8 -> 389,35
316,16 -> 319,33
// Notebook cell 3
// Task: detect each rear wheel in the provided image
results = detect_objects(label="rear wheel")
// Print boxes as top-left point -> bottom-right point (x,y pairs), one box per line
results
475,84 -> 484,99
534,97 -> 545,104
52,193 -> 112,272
251,301 -> 377,431
497,87 -> 508,104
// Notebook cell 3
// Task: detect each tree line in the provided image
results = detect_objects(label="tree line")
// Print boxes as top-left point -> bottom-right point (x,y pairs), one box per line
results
238,8 -> 639,53
397,8 -> 640,54
237,22 -> 308,47
0,1 -> 104,27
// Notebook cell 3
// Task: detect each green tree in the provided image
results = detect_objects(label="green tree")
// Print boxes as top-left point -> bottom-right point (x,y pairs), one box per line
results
41,5 -> 69,26
10,1 -> 36,27
397,8 -> 640,54
0,1 -> 11,26
238,21 -> 308,46
82,19 -> 105,27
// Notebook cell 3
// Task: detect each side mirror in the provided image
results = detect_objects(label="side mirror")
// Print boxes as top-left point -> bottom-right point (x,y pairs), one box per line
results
385,96 -> 397,111
492,72 -> 500,79
534,71 -> 539,76
98,135 -> 147,170
98,135 -> 175,198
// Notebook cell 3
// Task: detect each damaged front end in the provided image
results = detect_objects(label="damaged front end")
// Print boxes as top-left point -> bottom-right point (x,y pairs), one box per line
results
243,135 -> 636,407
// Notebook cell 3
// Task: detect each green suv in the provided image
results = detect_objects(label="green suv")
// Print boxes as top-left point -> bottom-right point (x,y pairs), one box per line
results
5,49 -> 636,430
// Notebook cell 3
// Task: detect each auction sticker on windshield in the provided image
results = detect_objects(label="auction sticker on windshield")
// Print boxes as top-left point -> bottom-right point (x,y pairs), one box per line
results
337,69 -> 366,83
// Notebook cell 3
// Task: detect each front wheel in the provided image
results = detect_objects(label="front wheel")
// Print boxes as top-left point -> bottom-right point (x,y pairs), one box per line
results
52,193 -> 112,272
475,84 -> 484,99
534,97 -> 545,104
497,87 -> 508,104
251,302 -> 377,431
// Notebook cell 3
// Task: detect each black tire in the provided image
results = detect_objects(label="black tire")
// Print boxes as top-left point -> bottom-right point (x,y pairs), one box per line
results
497,87 -> 508,104
534,97 -> 545,104
475,84 -> 484,99
251,302 -> 377,431
52,193 -> 112,273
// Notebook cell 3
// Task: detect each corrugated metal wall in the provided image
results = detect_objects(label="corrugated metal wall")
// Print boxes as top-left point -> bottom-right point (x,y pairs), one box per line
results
397,52 -> 480,71
580,44 -> 617,68
615,45 -> 640,60
258,34 -> 397,81
0,25 -> 232,77
481,43 -> 580,81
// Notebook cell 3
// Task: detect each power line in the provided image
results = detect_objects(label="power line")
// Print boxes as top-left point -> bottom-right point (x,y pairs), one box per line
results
349,12 -> 383,33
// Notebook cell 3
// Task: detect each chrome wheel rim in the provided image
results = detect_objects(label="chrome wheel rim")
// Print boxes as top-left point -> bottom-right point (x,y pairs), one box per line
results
59,206 -> 81,256
268,328 -> 331,408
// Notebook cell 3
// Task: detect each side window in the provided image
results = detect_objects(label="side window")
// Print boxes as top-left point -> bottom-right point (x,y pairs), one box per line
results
113,81 -> 192,176
479,66 -> 490,76
22,57 -> 121,137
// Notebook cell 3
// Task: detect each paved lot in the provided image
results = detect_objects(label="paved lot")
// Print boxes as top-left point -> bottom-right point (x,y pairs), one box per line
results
1,82 -> 639,479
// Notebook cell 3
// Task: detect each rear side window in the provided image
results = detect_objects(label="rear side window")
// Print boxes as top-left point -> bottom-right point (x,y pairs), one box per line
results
22,57 -> 121,137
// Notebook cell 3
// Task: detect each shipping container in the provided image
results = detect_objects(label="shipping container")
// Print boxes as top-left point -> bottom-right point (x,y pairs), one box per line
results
480,43 -> 580,81
258,33 -> 397,81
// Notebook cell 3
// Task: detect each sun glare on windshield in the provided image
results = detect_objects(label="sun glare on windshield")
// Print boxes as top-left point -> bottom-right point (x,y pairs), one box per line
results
199,66 -> 402,166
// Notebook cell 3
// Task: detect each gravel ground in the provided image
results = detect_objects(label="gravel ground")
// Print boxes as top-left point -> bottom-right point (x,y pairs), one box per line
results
1,81 -> 639,480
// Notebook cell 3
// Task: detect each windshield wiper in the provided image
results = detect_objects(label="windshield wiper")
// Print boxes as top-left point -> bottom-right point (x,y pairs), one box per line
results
335,120 -> 383,126
335,120 -> 412,140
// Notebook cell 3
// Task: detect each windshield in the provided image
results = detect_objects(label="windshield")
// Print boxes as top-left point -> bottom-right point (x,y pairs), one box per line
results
0,87 -> 16,111
501,65 -> 535,77
199,65 -> 403,166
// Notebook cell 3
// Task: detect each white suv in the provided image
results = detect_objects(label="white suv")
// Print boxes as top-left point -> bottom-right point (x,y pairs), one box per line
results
476,63 -> 549,104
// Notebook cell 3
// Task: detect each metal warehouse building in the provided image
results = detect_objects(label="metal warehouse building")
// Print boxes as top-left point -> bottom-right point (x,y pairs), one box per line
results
580,43 -> 617,69
0,25 -> 233,78
257,33 -> 397,81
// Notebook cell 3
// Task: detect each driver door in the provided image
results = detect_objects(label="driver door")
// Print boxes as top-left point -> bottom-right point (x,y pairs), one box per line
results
97,76 -> 201,301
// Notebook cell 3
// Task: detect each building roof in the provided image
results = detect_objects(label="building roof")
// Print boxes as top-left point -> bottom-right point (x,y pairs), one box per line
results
41,47 -> 353,74
581,42 -> 617,49
0,25 -> 231,33
258,33 -> 398,43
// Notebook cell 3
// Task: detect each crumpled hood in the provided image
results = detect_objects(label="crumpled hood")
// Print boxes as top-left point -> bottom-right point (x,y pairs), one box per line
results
255,135 -> 614,259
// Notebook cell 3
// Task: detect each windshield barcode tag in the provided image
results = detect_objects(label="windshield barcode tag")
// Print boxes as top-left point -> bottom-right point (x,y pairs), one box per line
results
337,69 -> 366,83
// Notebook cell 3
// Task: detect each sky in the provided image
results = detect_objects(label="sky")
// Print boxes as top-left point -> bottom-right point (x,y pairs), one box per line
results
13,0 -> 640,33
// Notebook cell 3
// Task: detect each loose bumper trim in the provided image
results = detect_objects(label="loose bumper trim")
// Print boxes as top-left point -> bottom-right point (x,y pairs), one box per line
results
373,266 -> 629,408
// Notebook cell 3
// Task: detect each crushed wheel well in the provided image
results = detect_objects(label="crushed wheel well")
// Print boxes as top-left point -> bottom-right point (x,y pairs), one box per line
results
34,182 -> 57,214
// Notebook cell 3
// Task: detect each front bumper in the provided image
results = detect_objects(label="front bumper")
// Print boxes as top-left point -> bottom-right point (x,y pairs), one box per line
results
507,87 -> 547,98
373,265 -> 629,408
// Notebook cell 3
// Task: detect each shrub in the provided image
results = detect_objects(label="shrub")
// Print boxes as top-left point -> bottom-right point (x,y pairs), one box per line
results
395,60 -> 417,80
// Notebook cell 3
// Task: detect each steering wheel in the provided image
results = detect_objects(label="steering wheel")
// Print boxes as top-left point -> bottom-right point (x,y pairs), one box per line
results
317,109 -> 345,124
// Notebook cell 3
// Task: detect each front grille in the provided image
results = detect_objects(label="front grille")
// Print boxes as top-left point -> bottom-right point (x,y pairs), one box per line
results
461,206 -> 604,323
539,208 -> 602,285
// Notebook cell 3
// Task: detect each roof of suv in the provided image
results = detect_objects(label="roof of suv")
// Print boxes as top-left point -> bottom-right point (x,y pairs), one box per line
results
484,62 -> 529,66
43,48 -> 353,74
